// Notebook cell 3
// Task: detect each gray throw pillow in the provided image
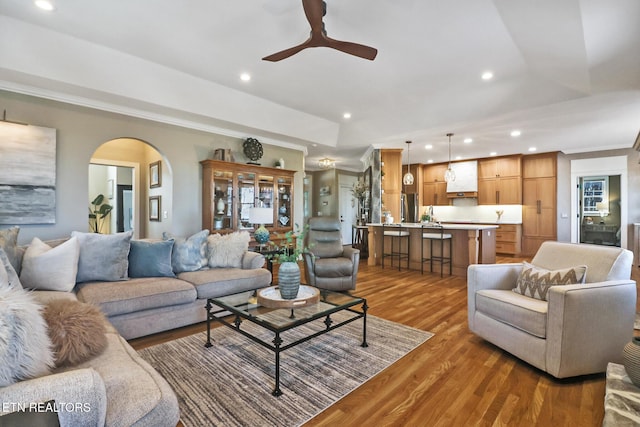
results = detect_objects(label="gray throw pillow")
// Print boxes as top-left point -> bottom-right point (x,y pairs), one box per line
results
163,230 -> 209,273
71,231 -> 133,282
0,248 -> 22,290
128,239 -> 176,278
0,226 -> 20,273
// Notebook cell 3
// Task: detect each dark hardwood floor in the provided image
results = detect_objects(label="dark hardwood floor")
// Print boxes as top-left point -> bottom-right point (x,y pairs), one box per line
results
129,256 -> 640,426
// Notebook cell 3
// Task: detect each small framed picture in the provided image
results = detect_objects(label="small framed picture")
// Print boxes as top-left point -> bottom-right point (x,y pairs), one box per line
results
149,161 -> 161,188
149,196 -> 161,221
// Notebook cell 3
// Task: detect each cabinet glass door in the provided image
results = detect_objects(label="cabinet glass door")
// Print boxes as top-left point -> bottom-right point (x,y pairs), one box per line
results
237,171 -> 257,230
212,170 -> 234,231
276,176 -> 292,229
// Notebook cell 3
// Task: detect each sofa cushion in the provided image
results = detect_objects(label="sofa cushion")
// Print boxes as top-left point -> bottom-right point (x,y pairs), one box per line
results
163,230 -> 209,273
312,257 -> 353,277
513,262 -> 587,301
476,289 -> 548,338
43,300 -> 108,367
207,231 -> 250,268
0,285 -> 54,386
128,239 -> 175,278
178,268 -> 271,299
75,277 -> 197,317
59,331 -> 180,427
72,231 -> 133,283
19,237 -> 80,292
0,226 -> 20,273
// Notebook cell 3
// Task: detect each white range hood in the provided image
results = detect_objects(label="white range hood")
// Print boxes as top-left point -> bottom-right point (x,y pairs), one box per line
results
446,160 -> 478,197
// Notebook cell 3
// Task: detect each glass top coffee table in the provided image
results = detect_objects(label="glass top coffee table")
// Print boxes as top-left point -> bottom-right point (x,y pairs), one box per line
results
205,287 -> 368,396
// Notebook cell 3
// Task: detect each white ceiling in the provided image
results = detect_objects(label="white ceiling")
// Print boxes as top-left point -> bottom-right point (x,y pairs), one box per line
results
1,0 -> 639,171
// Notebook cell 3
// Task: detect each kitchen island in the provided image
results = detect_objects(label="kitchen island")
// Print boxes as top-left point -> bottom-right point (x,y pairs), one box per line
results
367,223 -> 499,277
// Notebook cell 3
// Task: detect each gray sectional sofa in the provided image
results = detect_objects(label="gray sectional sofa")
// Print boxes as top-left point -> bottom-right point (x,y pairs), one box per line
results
0,227 -> 272,426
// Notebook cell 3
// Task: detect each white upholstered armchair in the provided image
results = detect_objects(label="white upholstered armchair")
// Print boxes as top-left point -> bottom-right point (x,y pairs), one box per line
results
468,241 -> 636,378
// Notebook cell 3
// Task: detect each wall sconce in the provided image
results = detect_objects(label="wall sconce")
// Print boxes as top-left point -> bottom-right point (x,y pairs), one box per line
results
318,158 -> 335,169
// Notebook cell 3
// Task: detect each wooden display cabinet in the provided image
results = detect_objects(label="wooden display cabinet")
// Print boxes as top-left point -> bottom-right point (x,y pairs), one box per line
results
200,160 -> 295,244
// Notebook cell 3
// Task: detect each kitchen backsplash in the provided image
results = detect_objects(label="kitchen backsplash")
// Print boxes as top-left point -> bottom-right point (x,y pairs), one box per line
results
423,203 -> 523,224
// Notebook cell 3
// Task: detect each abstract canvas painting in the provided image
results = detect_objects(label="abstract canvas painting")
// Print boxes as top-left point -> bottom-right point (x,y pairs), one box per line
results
0,122 -> 57,224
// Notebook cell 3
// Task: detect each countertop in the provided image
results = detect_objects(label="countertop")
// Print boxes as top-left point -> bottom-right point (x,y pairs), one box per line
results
368,223 -> 499,230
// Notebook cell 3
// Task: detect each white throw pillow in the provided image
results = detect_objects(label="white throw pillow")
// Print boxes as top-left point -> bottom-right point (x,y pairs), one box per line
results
208,231 -> 250,268
20,237 -> 80,292
0,285 -> 55,386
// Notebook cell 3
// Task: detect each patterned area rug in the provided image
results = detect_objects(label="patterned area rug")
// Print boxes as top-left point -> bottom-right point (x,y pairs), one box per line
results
138,313 -> 433,427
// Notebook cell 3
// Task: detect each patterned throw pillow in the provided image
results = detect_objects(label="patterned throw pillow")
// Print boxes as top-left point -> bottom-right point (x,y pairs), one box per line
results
163,230 -> 210,273
0,226 -> 20,272
513,262 -> 587,301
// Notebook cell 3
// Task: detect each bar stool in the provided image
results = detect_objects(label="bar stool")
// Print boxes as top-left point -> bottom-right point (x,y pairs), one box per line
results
381,223 -> 410,271
421,224 -> 452,277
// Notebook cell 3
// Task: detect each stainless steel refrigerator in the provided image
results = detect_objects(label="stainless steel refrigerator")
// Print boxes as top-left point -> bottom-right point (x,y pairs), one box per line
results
401,193 -> 419,223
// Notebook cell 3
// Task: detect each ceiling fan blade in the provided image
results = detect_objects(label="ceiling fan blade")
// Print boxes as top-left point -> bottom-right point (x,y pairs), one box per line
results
302,0 -> 326,34
262,40 -> 311,62
326,38 -> 378,61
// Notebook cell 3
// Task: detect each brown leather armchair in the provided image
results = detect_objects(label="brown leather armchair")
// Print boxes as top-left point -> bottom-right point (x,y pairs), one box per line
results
302,217 -> 360,291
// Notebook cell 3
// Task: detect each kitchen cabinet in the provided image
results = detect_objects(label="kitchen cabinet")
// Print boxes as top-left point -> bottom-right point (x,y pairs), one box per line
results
522,153 -> 557,255
201,160 -> 294,244
495,224 -> 522,255
381,149 -> 403,222
422,163 -> 449,206
477,155 -> 522,205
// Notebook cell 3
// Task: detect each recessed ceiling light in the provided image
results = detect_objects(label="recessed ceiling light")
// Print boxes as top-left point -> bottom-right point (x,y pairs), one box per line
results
481,71 -> 494,80
490,152 -> 498,156
427,159 -> 434,164
424,144 -> 433,150
455,156 -> 462,160
343,112 -> 351,119
510,130 -> 521,137
528,147 -> 537,152
240,73 -> 251,82
463,138 -> 473,144
35,0 -> 55,11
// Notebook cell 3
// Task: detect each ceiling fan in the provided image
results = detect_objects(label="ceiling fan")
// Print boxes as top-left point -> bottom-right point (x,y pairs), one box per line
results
262,0 -> 378,62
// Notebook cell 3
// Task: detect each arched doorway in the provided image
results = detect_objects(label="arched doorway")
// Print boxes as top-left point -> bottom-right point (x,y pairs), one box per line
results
89,138 -> 172,239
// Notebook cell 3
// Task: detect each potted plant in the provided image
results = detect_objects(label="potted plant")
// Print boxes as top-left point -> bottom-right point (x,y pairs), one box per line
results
89,194 -> 113,234
267,224 -> 312,299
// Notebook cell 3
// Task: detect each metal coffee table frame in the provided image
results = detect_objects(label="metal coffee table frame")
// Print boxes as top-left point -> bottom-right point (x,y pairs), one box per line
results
205,288 -> 368,397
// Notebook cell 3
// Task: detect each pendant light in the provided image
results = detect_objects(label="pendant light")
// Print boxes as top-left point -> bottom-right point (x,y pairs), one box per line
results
402,140 -> 414,186
444,133 -> 456,183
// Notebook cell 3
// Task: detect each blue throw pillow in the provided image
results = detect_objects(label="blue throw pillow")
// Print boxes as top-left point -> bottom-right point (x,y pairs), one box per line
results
128,239 -> 175,278
162,230 -> 209,273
